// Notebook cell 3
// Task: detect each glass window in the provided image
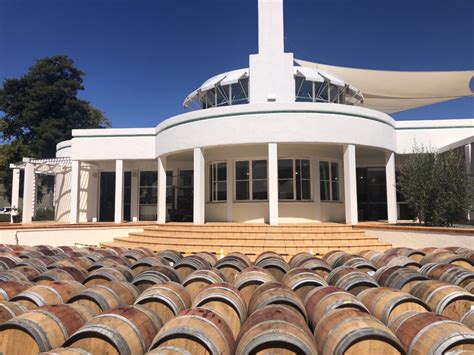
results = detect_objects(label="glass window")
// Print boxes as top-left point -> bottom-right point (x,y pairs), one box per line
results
210,162 -> 227,202
331,162 -> 339,201
166,171 -> 173,204
252,160 -> 267,200
235,161 -> 249,200
139,171 -> 157,221
278,159 -> 294,199
320,161 -> 339,201
234,160 -> 268,201
295,77 -> 313,102
296,159 -> 311,200
278,159 -> 311,201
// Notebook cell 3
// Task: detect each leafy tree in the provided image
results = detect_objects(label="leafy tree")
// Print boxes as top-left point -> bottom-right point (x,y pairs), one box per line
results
398,144 -> 471,226
0,55 -> 110,202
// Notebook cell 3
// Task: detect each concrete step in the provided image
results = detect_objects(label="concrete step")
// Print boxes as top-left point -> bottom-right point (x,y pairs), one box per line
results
129,231 -> 372,241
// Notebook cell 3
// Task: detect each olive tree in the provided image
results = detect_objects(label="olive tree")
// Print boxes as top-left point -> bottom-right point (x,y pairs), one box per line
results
398,144 -> 471,226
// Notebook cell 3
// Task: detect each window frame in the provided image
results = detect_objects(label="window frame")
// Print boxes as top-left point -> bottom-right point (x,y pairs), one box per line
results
278,158 -> 312,202
319,160 -> 341,202
209,161 -> 227,202
234,159 -> 268,202
138,170 -> 158,221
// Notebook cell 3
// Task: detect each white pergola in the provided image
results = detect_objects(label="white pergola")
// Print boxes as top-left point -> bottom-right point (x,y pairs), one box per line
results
9,157 -> 71,223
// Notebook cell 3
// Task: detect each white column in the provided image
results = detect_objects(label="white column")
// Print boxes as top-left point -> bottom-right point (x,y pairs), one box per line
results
22,162 -> 35,224
157,156 -> 167,224
226,159 -> 233,222
343,144 -> 358,225
385,151 -> 398,224
11,168 -> 20,215
130,170 -> 139,222
268,143 -> 279,225
114,160 -> 124,224
193,148 -> 205,224
70,160 -> 80,224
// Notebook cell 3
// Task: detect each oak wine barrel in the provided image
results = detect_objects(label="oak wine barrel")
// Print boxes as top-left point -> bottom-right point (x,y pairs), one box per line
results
461,310 -> 474,330
255,251 -> 284,264
39,347 -> 92,354
421,252 -> 473,270
380,267 -> 428,292
64,305 -> 163,355
88,255 -> 132,271
296,256 -> 331,278
248,282 -> 308,323
193,252 -> 218,267
173,255 -> 211,281
0,301 -> 27,323
156,250 -> 183,266
215,255 -> 251,283
131,256 -> 167,275
0,269 -> 30,282
235,305 -> 317,354
134,282 -> 191,323
0,304 -> 95,354
192,282 -> 247,339
385,247 -> 425,262
289,252 -> 314,268
182,268 -> 225,300
255,256 -> 290,281
358,287 -> 431,325
149,307 -> 234,355
82,266 -> 132,287
132,265 -> 181,292
232,266 -> 276,306
305,286 -> 369,330
408,280 -> 474,321
327,266 -> 379,295
0,280 -> 32,300
68,281 -> 139,313
11,280 -> 86,309
33,266 -> 89,283
314,308 -> 404,355
146,345 -> 192,354
343,256 -> 377,272
281,268 -> 328,299
388,311 -> 474,354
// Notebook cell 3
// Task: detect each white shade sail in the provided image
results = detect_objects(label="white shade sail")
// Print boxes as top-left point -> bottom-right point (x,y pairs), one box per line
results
295,59 -> 474,114
294,67 -> 325,82
220,69 -> 249,86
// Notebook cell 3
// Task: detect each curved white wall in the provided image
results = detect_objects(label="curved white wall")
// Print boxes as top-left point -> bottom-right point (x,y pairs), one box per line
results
155,102 -> 397,156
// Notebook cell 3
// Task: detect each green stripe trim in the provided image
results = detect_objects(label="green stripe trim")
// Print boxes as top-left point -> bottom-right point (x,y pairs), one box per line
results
396,125 -> 473,130
56,145 -> 71,152
73,133 -> 156,138
157,109 -> 395,133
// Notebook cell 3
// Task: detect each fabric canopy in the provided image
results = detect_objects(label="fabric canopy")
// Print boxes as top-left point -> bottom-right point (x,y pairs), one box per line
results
295,59 -> 473,114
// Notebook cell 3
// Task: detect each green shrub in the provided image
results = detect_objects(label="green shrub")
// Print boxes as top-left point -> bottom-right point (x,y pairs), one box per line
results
398,144 -> 471,226
33,208 -> 55,221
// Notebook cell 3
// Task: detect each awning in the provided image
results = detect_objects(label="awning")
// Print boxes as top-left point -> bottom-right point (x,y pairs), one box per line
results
295,59 -> 474,114
220,69 -> 249,86
294,67 -> 324,82
200,73 -> 226,91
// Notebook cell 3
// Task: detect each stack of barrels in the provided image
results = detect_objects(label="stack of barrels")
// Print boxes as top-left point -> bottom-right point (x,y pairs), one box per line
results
0,243 -> 472,354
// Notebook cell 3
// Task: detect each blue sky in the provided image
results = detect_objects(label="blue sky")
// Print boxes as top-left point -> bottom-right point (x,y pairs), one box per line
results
1,0 -> 472,128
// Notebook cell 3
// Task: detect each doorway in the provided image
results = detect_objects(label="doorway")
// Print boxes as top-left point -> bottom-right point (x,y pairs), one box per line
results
356,167 -> 388,221
99,171 -> 131,222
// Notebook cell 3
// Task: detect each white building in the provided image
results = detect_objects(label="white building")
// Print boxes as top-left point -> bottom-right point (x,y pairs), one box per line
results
10,0 -> 473,226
